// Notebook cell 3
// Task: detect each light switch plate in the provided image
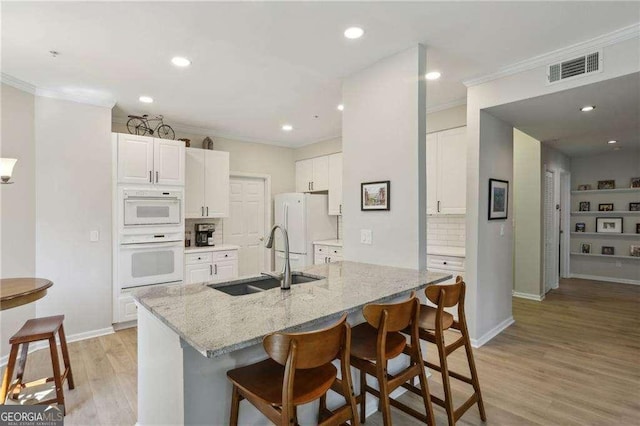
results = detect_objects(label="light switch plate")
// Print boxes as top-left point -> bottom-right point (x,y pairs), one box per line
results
90,230 -> 100,242
500,224 -> 505,236
360,229 -> 372,245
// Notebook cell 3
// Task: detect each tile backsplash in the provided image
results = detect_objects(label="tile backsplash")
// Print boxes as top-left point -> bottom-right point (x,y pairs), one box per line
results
427,216 -> 466,247
185,218 -> 224,247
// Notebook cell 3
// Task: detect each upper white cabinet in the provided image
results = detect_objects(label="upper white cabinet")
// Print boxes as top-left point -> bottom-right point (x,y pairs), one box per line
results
117,133 -> 184,185
328,153 -> 343,215
427,126 -> 467,215
295,156 -> 329,192
185,148 -> 230,218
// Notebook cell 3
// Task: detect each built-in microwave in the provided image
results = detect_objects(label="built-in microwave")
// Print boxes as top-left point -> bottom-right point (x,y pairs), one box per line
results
121,189 -> 182,231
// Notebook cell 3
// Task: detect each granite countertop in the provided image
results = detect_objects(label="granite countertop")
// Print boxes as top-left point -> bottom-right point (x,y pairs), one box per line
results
313,239 -> 343,247
427,245 -> 465,258
185,245 -> 240,254
133,261 -> 450,358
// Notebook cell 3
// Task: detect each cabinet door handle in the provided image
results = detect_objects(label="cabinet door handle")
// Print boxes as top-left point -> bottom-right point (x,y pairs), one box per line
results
437,200 -> 440,213
206,206 -> 209,216
215,264 -> 218,274
149,171 -> 152,183
324,256 -> 328,263
339,204 -> 342,214
311,181 -> 314,191
201,206 -> 204,216
209,264 -> 213,275
155,171 -> 159,183
308,182 -> 311,191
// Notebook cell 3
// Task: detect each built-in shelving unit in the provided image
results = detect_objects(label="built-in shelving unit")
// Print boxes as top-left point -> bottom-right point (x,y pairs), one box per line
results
571,211 -> 640,215
570,252 -> 640,260
571,188 -> 640,195
570,232 -> 639,238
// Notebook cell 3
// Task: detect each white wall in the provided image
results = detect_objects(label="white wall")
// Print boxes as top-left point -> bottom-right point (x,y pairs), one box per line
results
513,129 -> 542,297
294,137 -> 341,161
426,104 -> 466,134
35,97 -> 113,337
0,84 -> 36,358
342,45 -> 427,269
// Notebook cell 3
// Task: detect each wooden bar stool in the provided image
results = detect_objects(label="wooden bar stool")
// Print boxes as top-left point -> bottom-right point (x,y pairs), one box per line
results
0,315 -> 74,413
226,314 -> 359,426
417,277 -> 486,425
350,293 -> 435,425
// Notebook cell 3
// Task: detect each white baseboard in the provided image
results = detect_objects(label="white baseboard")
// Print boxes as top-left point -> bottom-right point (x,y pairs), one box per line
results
470,316 -> 514,348
113,320 -> 137,331
1,326 -> 114,367
569,274 -> 640,286
512,290 -> 544,301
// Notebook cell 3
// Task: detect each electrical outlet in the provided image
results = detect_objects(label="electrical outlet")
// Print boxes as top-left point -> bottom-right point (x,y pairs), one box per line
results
360,229 -> 372,245
90,230 -> 100,242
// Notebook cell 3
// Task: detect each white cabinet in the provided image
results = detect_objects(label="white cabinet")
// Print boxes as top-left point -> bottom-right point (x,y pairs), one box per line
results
117,133 -> 184,185
184,249 -> 238,284
314,244 -> 343,264
426,126 -> 467,215
185,148 -> 230,218
295,156 -> 329,192
328,153 -> 343,215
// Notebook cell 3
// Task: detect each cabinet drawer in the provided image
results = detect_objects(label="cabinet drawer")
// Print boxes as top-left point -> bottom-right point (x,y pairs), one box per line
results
315,245 -> 329,255
186,252 -> 213,265
427,255 -> 465,271
328,247 -> 343,257
213,250 -> 237,261
118,295 -> 138,323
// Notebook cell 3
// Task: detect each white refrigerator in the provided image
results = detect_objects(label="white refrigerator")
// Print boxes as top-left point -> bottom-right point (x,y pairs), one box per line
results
274,193 -> 337,271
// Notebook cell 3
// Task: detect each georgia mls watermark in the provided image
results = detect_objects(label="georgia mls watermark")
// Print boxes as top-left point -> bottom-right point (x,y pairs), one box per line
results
0,405 -> 63,426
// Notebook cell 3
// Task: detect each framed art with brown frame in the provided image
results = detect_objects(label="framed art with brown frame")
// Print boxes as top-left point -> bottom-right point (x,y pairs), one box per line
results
488,178 -> 509,220
361,181 -> 390,211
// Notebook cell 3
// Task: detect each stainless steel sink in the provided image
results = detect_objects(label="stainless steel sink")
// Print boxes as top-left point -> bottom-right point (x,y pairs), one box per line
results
208,272 -> 323,296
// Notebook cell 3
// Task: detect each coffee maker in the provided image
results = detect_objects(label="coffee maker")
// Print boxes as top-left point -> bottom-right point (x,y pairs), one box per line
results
195,223 -> 215,246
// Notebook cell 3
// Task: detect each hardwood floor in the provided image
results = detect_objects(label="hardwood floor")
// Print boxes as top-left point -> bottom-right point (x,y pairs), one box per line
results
4,278 -> 639,425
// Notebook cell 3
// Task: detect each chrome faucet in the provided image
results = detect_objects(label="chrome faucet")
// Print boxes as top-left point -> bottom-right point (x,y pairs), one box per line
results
262,225 -> 292,290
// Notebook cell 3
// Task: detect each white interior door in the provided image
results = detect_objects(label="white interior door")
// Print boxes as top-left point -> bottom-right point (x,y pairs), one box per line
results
543,170 -> 557,293
223,177 -> 266,276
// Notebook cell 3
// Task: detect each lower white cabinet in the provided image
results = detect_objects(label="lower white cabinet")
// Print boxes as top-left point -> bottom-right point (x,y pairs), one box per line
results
117,281 -> 181,324
427,254 -> 465,284
184,248 -> 238,284
313,244 -> 343,264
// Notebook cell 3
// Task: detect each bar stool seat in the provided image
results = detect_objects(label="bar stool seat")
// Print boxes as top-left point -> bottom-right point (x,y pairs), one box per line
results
227,358 -> 337,406
350,323 -> 407,361
0,315 -> 74,413
418,305 -> 454,330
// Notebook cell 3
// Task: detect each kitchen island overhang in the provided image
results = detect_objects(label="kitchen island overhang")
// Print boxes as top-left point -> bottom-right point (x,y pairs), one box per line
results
134,261 -> 451,425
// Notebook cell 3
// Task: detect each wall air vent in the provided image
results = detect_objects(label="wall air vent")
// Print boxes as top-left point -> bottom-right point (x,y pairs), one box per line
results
547,51 -> 602,84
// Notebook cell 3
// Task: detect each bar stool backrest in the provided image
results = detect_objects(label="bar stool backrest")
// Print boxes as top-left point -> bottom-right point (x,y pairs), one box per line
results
425,276 -> 465,308
263,313 -> 348,369
363,292 -> 418,332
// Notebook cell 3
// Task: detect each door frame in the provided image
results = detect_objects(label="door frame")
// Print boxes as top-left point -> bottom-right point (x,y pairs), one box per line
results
543,169 -> 558,293
228,172 -> 272,271
559,170 -> 571,279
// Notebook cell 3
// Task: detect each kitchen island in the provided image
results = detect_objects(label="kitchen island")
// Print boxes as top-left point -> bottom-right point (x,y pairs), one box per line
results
133,261 -> 450,425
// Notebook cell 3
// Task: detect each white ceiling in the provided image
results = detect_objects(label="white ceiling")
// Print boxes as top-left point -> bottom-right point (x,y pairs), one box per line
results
2,2 -> 639,147
487,72 -> 640,157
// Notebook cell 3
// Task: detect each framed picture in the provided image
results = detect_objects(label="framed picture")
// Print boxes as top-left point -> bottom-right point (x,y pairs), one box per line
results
602,246 -> 615,255
598,203 -> 614,212
598,180 -> 615,190
631,177 -> 640,188
577,184 -> 592,191
361,181 -> 390,211
596,217 -> 623,234
629,202 -> 640,212
488,179 -> 509,220
630,245 -> 640,257
575,223 -> 586,232
581,243 -> 591,254
579,201 -> 590,211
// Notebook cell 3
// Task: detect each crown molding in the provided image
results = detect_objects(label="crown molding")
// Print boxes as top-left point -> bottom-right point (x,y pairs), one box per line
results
1,72 -> 116,108
426,97 -> 466,114
463,23 -> 640,87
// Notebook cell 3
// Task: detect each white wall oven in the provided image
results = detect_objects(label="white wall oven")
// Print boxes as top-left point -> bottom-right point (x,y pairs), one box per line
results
119,233 -> 184,289
121,189 -> 182,234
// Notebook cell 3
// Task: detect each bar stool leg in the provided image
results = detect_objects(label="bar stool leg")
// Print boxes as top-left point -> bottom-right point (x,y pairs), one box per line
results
359,369 -> 367,423
414,356 -> 435,425
463,331 -> 486,421
436,334 -> 456,426
15,343 -> 29,395
376,362 -> 393,426
229,385 -> 240,426
57,325 -> 74,389
48,336 -> 65,411
0,345 -> 19,404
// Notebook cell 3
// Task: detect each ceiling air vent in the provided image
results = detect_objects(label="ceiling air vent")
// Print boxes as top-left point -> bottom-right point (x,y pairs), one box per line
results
547,51 -> 602,84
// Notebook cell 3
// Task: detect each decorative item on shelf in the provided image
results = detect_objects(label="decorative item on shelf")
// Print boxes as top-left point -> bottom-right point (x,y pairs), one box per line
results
577,184 -> 592,191
631,177 -> 640,188
630,245 -> 640,257
596,217 -> 623,234
575,223 -> 586,232
178,138 -> 191,148
488,178 -> 509,220
361,181 -> 390,211
601,246 -> 615,255
598,203 -> 614,212
126,114 -> 175,139
203,136 -> 214,150
579,201 -> 591,211
629,202 -> 640,212
597,180 -> 615,190
581,243 -> 591,254
0,158 -> 17,184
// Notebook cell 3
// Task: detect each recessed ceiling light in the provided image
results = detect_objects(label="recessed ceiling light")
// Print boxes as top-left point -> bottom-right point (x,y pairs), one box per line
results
337,104 -> 344,111
344,27 -> 364,39
608,140 -> 617,144
171,57 -> 191,67
282,124 -> 293,132
425,71 -> 441,80
139,96 -> 153,103
580,105 -> 595,112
